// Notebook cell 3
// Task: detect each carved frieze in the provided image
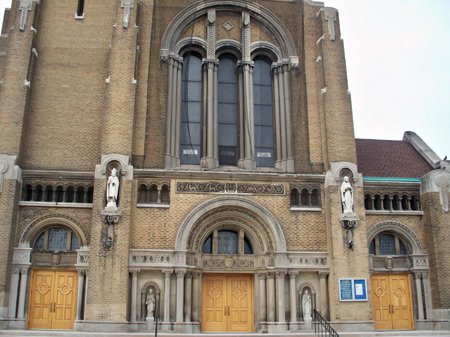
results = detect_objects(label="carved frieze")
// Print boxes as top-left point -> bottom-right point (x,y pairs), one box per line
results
177,181 -> 284,195
129,250 -> 175,267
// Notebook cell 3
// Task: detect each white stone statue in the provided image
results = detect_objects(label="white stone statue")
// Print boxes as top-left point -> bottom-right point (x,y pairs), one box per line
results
302,289 -> 312,320
106,168 -> 120,208
146,288 -> 156,318
341,176 -> 354,214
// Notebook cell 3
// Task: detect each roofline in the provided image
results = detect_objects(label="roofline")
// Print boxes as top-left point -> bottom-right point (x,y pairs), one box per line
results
403,131 -> 441,169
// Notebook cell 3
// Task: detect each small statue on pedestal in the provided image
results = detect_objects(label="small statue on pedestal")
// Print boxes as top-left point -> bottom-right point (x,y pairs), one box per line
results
106,168 -> 120,209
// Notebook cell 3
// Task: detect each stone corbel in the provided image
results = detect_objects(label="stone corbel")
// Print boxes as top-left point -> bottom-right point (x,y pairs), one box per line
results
12,246 -> 32,266
0,154 -> 22,193
121,0 -> 134,29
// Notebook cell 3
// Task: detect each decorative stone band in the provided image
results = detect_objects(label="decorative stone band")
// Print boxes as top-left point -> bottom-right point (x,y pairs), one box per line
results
176,181 -> 285,195
129,249 -> 329,271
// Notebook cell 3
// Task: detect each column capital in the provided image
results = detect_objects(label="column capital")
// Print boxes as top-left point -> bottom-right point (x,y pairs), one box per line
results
176,270 -> 186,278
19,267 -> 29,275
130,269 -> 140,276
257,272 -> 267,280
163,269 -> 173,278
289,270 -> 298,278
267,272 -> 275,280
77,269 -> 88,276
192,272 -> 201,279
276,270 -> 287,279
318,271 -> 329,279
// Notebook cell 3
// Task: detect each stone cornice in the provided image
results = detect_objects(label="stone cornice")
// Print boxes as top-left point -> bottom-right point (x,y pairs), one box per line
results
22,170 -> 94,180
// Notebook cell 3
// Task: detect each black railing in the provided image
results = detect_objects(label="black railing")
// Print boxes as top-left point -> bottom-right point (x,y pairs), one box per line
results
313,309 -> 339,337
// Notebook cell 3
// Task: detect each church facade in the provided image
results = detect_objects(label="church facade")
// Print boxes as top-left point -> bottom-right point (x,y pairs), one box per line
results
0,0 -> 449,333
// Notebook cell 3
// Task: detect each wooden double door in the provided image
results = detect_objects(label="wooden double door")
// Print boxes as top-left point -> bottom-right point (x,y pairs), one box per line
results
371,274 -> 414,330
202,274 -> 254,332
28,270 -> 78,330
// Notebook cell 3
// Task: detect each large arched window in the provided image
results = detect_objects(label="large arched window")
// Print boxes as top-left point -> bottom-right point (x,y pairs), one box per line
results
180,53 -> 202,165
218,54 -> 239,165
253,55 -> 274,167
33,227 -> 80,251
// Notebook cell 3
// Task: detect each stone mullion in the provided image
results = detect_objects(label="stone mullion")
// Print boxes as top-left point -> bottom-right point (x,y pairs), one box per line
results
146,185 -> 151,203
282,64 -> 294,172
238,66 -> 245,164
213,62 -> 219,161
241,62 -> 256,170
164,57 -> 175,168
272,65 -> 282,169
170,58 -> 179,167
157,187 -> 162,204
175,58 -> 183,167
277,64 -> 287,171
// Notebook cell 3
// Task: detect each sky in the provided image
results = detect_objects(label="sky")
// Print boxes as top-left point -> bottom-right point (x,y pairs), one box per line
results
0,0 -> 448,159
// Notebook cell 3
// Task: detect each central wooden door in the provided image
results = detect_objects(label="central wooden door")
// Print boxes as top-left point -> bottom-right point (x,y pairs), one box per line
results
28,270 -> 78,330
372,274 -> 414,330
202,274 -> 253,332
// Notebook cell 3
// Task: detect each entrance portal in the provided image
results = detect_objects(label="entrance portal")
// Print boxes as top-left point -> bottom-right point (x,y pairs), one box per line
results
372,274 -> 414,330
201,274 -> 254,332
28,270 -> 78,330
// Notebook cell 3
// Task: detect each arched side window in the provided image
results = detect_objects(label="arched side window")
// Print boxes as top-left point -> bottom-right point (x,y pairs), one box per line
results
202,230 -> 253,255
34,227 -> 80,251
180,53 -> 202,165
369,233 -> 408,256
253,55 -> 274,167
218,54 -> 239,166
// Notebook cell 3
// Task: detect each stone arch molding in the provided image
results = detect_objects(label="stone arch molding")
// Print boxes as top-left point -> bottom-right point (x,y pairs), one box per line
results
176,196 -> 287,252
160,0 -> 298,66
367,221 -> 423,254
19,214 -> 89,248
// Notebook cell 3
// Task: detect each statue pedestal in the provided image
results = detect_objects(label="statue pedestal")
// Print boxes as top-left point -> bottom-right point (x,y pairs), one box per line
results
101,207 -> 122,224
146,317 -> 155,330
304,316 -> 312,330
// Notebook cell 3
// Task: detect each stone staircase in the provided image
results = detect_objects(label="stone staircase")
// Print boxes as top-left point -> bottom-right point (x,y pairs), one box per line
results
0,331 -> 450,337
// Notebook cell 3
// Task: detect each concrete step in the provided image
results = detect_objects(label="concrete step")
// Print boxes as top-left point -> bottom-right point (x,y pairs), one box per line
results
0,331 -> 449,337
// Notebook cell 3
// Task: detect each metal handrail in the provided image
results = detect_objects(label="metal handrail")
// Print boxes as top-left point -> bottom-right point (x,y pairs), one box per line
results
313,309 -> 339,337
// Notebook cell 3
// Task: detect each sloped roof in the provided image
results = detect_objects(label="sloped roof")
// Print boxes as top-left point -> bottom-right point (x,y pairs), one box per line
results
355,138 -> 433,178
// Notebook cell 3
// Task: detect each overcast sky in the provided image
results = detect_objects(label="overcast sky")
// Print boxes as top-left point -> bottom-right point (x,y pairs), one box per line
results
0,0 -> 448,159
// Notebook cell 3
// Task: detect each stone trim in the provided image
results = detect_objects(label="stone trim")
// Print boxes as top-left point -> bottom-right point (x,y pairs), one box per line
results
176,181 -> 284,195
367,221 -> 423,254
175,196 -> 287,252
19,214 -> 89,247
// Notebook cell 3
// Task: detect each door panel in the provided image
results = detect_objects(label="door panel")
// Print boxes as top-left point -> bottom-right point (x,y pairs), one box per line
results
372,274 -> 413,330
202,275 -> 253,332
28,270 -> 78,330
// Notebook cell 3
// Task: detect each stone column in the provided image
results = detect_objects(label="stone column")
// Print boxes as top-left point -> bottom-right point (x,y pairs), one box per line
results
76,270 -> 86,320
8,267 -> 20,318
130,270 -> 139,323
258,273 -> 267,322
272,65 -> 282,169
17,267 -> 29,319
289,271 -> 298,325
163,270 -> 172,323
267,273 -> 275,322
164,57 -> 175,168
282,64 -> 294,172
192,272 -> 200,322
176,270 -> 185,323
276,271 -> 286,323
184,272 -> 192,322
414,273 -> 424,320
319,272 -> 328,319
174,58 -> 183,168
422,272 -> 433,319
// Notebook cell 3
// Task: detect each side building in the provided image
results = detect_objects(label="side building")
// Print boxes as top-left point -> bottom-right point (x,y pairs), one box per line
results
0,0 -> 448,334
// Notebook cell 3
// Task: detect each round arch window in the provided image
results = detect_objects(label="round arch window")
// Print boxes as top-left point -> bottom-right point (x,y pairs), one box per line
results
202,230 -> 253,255
369,233 -> 408,256
34,227 -> 80,251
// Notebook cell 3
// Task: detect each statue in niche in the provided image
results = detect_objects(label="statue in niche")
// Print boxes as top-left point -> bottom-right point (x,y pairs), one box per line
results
341,176 -> 354,214
302,289 -> 312,320
146,288 -> 156,318
106,168 -> 120,208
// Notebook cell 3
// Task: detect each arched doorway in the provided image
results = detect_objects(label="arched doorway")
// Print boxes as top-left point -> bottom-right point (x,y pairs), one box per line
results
367,221 -> 431,330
